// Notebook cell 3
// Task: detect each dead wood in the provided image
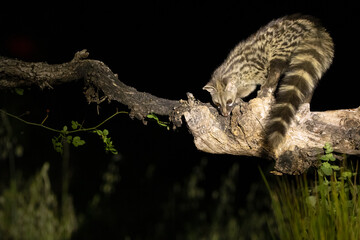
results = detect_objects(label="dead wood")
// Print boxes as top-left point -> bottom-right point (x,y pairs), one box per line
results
1,50 -> 359,174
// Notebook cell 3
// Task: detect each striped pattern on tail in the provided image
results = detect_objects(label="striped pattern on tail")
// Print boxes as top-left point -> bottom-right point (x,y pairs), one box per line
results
266,23 -> 334,149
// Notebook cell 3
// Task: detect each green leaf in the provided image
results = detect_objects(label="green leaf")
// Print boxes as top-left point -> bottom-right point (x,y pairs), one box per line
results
71,121 -> 80,130
328,154 -> 336,161
324,142 -> 333,154
321,153 -> 336,162
103,129 -> 109,136
147,114 -> 157,120
320,162 -> 333,176
67,135 -> 73,144
331,165 -> 340,171
342,171 -> 353,179
52,138 -> 63,154
72,136 -> 85,147
93,129 -> 102,136
320,155 -> 330,161
62,126 -> 68,132
109,148 -> 118,155
147,113 -> 170,130
92,129 -> 118,154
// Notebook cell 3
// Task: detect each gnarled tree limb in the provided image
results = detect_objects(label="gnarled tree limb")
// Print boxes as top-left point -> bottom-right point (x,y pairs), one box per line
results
1,50 -> 359,174
0,50 -> 180,122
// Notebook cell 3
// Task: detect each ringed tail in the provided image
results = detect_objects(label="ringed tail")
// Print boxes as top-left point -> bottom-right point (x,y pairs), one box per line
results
266,21 -> 334,149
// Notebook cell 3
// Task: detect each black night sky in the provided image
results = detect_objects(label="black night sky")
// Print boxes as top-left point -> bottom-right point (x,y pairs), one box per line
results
0,1 -> 358,239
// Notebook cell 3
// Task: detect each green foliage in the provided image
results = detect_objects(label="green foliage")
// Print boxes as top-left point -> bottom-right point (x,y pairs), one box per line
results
147,113 -> 170,130
0,163 -> 77,240
71,120 -> 81,130
317,142 -> 356,188
51,118 -> 121,154
52,124 -> 118,154
263,143 -> 360,240
0,109 -> 170,156
72,136 -> 86,147
51,124 -> 86,154
93,129 -> 118,154
318,142 -> 339,177
0,109 -> 124,155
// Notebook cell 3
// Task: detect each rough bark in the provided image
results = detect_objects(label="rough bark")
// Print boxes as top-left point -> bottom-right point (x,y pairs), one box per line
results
0,50 -> 180,122
1,50 -> 359,174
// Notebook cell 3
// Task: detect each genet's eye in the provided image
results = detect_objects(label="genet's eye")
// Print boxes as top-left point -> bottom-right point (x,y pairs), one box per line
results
226,99 -> 233,106
213,101 -> 221,108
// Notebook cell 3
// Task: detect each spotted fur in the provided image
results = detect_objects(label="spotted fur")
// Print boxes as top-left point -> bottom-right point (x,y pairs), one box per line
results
203,14 -> 334,149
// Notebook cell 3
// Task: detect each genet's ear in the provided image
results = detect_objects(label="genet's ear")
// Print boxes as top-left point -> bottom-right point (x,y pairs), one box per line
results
203,84 -> 216,93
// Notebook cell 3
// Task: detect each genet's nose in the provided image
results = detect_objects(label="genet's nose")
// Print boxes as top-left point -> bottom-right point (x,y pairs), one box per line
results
222,111 -> 229,117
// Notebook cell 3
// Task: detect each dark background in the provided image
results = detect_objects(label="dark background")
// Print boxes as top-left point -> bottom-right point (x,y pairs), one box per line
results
0,1 -> 358,239
1,1 -> 357,109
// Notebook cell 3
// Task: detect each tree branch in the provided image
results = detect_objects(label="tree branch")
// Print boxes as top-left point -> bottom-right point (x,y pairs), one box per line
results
1,50 -> 359,174
0,50 -> 181,122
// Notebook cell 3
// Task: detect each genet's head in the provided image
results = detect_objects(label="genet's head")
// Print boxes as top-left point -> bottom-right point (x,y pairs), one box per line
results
203,77 -> 238,117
